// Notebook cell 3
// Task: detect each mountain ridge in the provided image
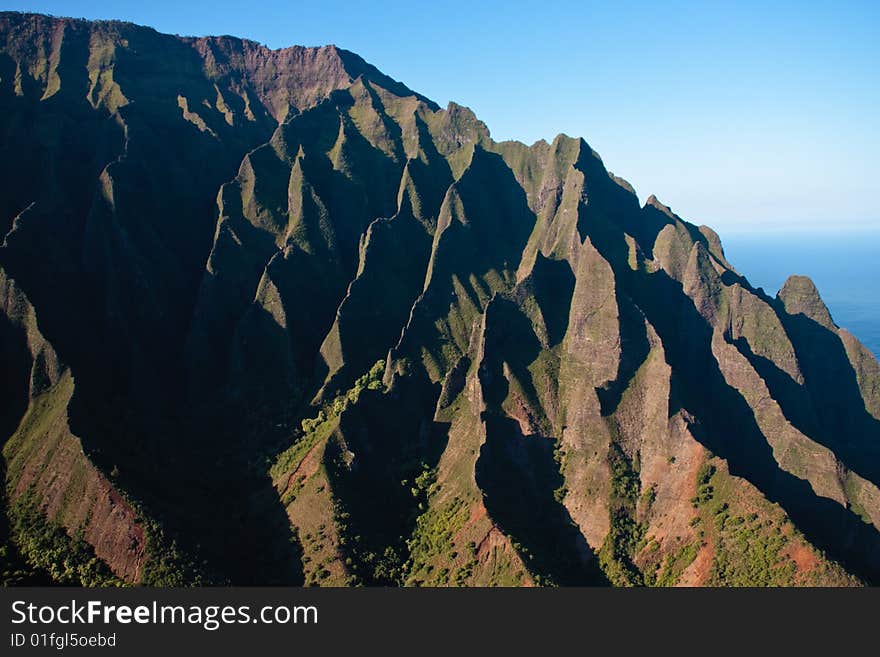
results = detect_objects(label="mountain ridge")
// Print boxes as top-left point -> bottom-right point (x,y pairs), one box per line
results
1,12 -> 878,587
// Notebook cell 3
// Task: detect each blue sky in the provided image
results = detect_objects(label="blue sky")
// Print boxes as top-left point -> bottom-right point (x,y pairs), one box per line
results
9,1 -> 880,234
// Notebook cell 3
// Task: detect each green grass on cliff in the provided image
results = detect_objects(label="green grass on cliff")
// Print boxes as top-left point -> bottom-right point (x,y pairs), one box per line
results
272,359 -> 385,483
692,459 -> 858,587
5,492 -> 123,587
598,443 -> 646,586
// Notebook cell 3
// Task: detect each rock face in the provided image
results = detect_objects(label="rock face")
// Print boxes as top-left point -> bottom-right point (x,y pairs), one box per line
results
1,12 -> 878,586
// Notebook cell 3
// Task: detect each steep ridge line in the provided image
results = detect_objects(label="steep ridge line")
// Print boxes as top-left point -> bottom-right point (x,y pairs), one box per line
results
1,12 -> 878,586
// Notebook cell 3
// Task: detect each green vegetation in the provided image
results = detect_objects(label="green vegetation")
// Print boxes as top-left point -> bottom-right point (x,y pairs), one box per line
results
598,443 -> 646,586
272,360 -> 385,496
309,360 -> 441,586
609,443 -> 640,503
0,468 -> 42,586
654,542 -> 700,587
299,522 -> 342,587
690,458 -> 833,587
707,514 -> 795,586
6,493 -> 122,587
692,461 -> 795,586
691,462 -> 716,507
302,360 -> 385,435
271,419 -> 335,489
139,516 -> 211,586
639,483 -> 657,510
842,472 -> 874,526
267,361 -> 390,585
405,496 -> 471,586
332,460 -> 436,586
0,540 -> 38,586
332,499 -> 402,585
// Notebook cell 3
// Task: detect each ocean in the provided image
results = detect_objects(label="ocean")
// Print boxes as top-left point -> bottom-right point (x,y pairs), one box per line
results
721,231 -> 880,360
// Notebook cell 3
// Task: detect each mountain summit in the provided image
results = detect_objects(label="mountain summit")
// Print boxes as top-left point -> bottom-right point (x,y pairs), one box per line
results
1,12 -> 879,587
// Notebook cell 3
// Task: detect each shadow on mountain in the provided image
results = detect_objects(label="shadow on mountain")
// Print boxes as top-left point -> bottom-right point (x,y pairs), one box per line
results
731,338 -> 821,441
584,210 -> 880,584
317,209 -> 433,400
394,147 -> 535,372
0,313 -> 31,444
527,253 -> 576,348
325,375 -> 448,585
597,290 -> 652,415
476,414 -> 607,586
0,313 -> 40,582
474,295 -> 607,585
67,378 -> 306,585
777,309 -> 880,487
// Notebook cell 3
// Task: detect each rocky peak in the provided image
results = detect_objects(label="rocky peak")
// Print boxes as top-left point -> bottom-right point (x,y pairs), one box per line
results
645,194 -> 676,218
778,274 -> 836,329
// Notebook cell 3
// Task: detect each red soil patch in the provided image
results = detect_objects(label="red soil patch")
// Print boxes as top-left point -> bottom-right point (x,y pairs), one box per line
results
11,406 -> 146,582
687,541 -> 714,587
282,440 -> 324,498
450,501 -> 488,546
783,543 -> 819,574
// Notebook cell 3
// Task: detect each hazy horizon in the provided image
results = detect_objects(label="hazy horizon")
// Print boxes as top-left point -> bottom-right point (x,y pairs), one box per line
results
724,231 -> 880,360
